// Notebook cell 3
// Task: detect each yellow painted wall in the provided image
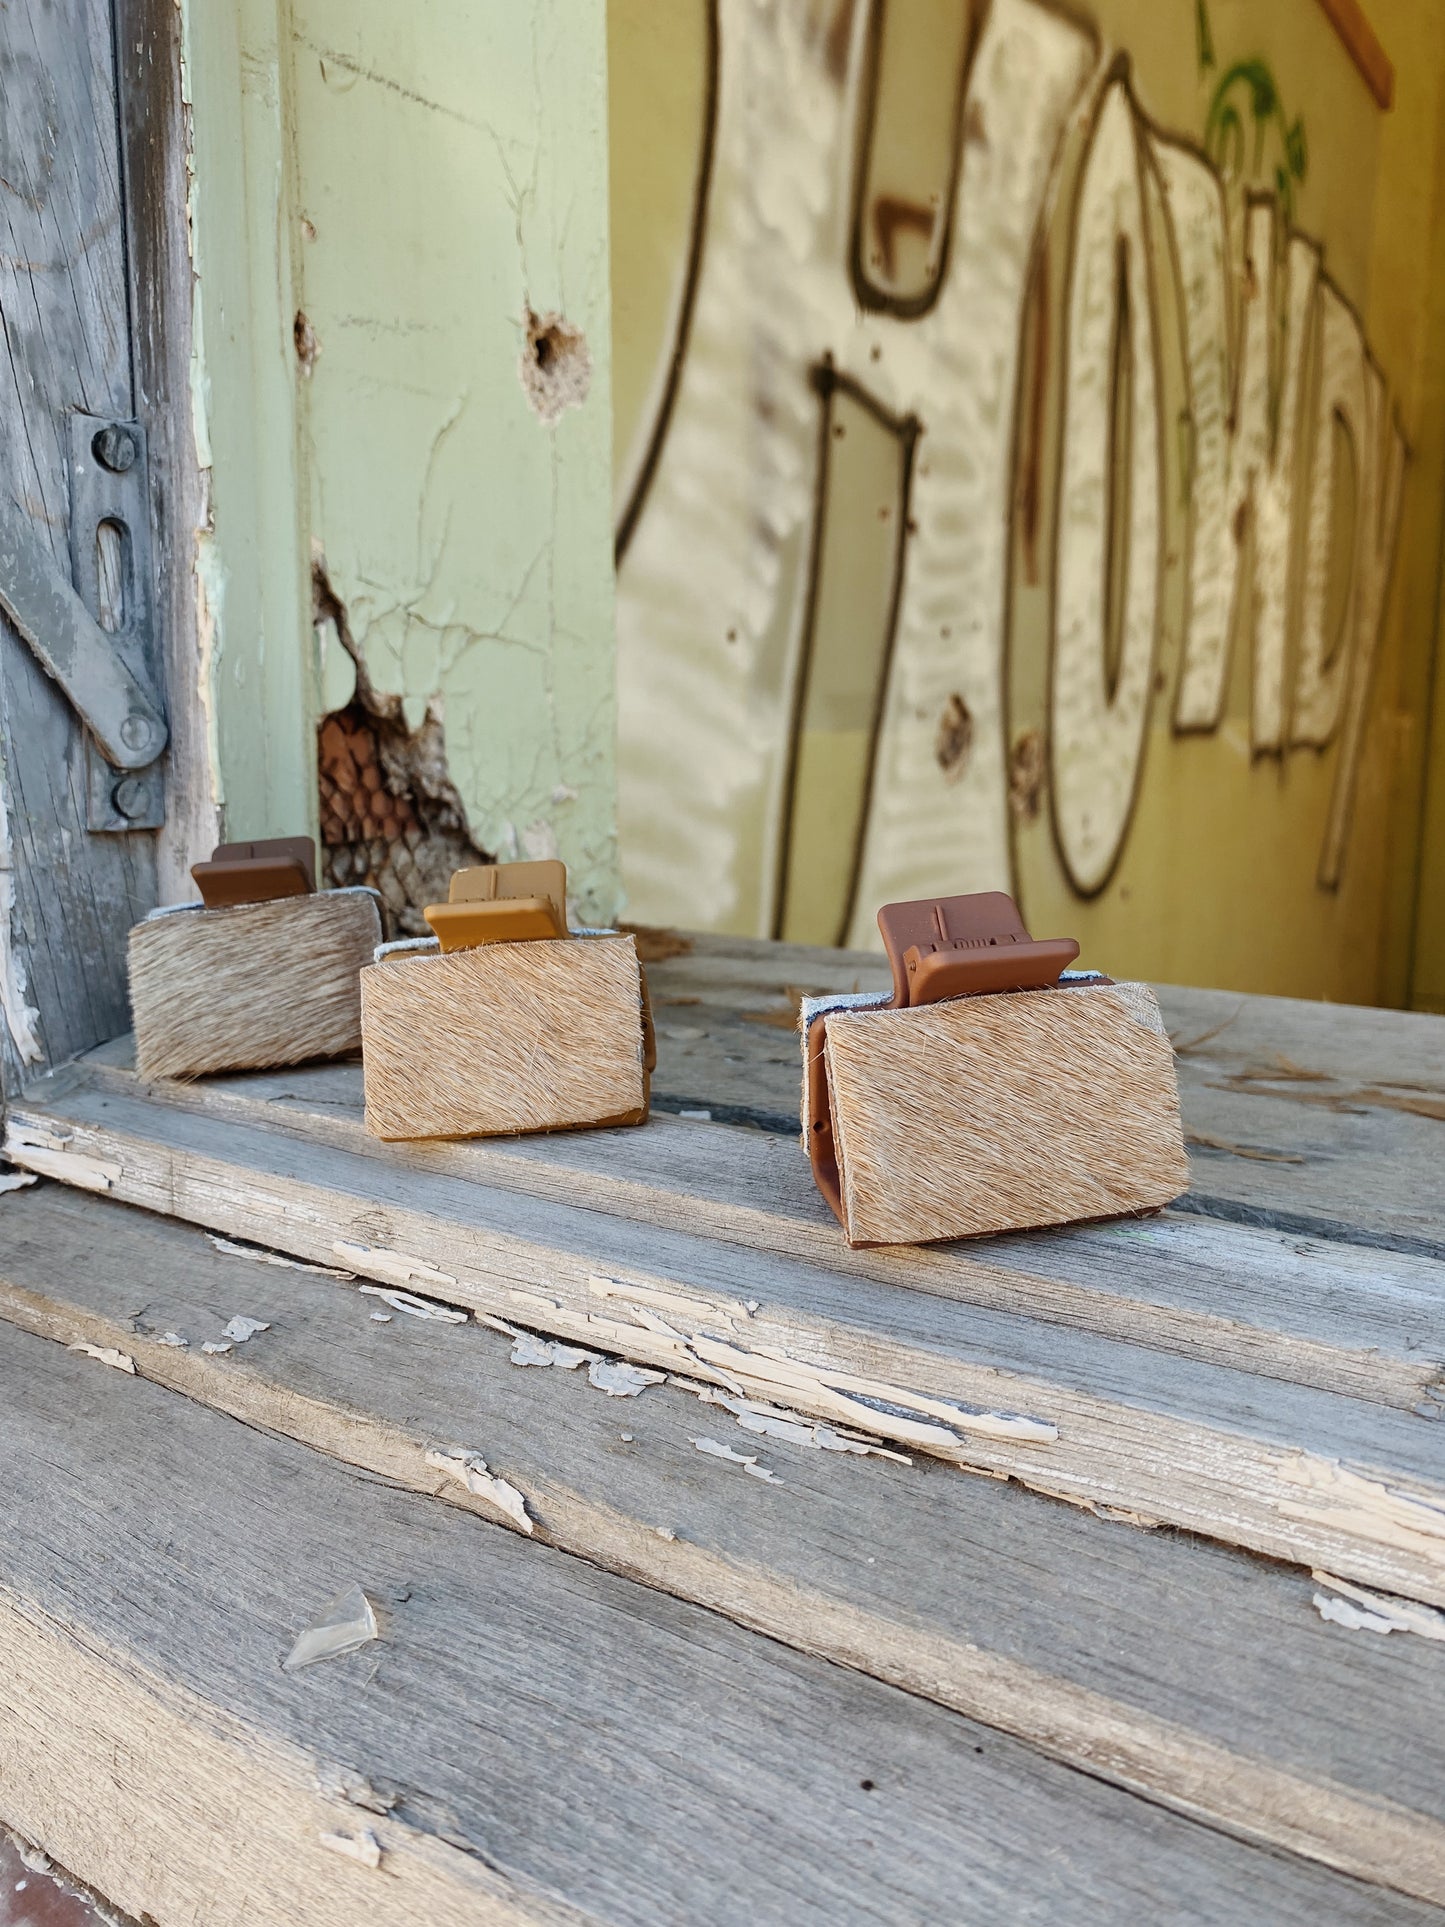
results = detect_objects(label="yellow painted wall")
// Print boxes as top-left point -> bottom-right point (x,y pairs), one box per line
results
609,0 -> 1445,1004
183,0 -> 620,921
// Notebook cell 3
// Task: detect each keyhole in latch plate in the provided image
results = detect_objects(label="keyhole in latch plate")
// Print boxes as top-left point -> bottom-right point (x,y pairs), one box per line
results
95,518 -> 128,633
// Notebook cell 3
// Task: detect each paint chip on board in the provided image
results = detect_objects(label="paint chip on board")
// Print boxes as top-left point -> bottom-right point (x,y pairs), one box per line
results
222,1316 -> 270,1343
0,1170 -> 37,1194
693,1436 -> 782,1484
1312,1571 -> 1445,1643
589,1358 -> 666,1398
319,1828 -> 382,1870
358,1283 -> 467,1324
201,1340 -> 233,1355
426,1447 -> 533,1533
210,1234 -> 354,1278
67,1341 -> 135,1374
284,1583 -> 379,1671
699,1388 -> 912,1463
511,1332 -> 592,1370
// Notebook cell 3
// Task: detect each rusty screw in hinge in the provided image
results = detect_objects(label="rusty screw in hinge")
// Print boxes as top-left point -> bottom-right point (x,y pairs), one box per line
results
92,424 -> 139,474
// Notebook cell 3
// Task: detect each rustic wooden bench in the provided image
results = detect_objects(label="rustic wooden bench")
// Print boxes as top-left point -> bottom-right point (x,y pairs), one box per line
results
0,932 -> 1441,1924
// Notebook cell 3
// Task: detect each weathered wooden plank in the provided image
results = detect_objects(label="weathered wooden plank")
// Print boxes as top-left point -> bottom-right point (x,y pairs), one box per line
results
2,1179 -> 1443,1902
2,1311 -> 1442,1927
5,1325 -> 1441,1927
115,0 -> 219,901
643,936 -> 1445,1264
643,942 -> 1445,1252
8,1074 -> 1445,1607
0,0 -> 156,1079
66,1042 -> 1445,1412
638,937 -> 1445,1260
1161,982 -> 1445,1258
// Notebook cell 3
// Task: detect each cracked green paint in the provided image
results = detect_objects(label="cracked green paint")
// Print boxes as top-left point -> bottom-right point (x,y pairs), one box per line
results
291,0 -> 618,922
181,0 -> 618,921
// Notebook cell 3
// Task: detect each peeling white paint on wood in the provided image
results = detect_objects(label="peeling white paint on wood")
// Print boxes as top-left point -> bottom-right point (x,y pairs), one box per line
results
0,1171 -> 37,1194
693,1437 -> 782,1484
357,1284 -> 467,1325
425,1448 -> 533,1533
0,779 -> 44,1067
699,1388 -> 912,1464
318,1829 -> 382,1870
587,1272 -> 756,1327
209,1234 -> 354,1278
1312,1572 -> 1445,1644
222,1316 -> 269,1343
4,1123 -> 119,1194
511,1332 -> 592,1370
332,1240 -> 458,1294
588,1359 -> 667,1398
5,1120 -> 73,1151
67,1341 -> 136,1374
1276,1455 -> 1445,1562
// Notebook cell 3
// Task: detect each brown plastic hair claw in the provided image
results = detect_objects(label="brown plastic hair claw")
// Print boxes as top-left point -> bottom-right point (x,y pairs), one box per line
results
806,892 -> 1080,1226
190,837 -> 317,909
876,891 -> 1079,1008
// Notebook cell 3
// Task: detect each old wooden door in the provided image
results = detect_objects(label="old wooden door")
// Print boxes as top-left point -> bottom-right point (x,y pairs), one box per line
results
0,0 -> 187,1094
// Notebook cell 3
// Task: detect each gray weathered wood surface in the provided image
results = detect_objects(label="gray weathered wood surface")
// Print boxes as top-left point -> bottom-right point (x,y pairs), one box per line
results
68,1033 -> 1445,1412
4,932 -> 1444,1922
638,933 -> 1445,1257
10,1061 -> 1445,1607
2,1179 -> 1442,1902
115,0 -> 217,902
0,0 -> 156,1081
2,1308 -> 1443,1926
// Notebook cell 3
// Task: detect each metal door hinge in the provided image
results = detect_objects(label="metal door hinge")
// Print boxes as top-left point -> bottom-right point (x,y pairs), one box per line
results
68,414 -> 167,830
0,414 -> 168,832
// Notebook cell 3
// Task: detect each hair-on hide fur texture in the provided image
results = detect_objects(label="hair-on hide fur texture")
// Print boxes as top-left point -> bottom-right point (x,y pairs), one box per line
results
129,891 -> 382,1080
818,981 -> 1188,1245
360,934 -> 648,1142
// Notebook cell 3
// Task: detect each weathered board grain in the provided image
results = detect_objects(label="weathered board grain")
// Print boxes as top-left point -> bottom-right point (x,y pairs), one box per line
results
2,1180 -> 1442,1901
55,1039 -> 1445,1414
115,0 -> 218,901
2,1312 -> 1443,1927
5,1325 -> 1441,1927
0,0 -> 156,1080
636,934 -> 1445,1259
1161,982 -> 1445,1257
8,1074 -> 1445,1608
